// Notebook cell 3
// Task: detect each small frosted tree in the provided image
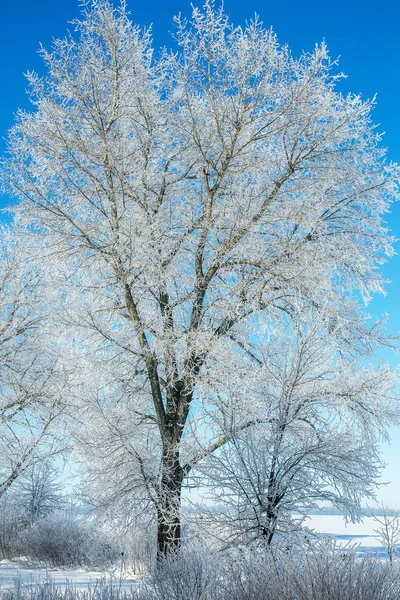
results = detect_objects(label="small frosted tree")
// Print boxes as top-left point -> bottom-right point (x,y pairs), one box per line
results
190,316 -> 397,547
16,459 -> 64,525
372,506 -> 400,564
1,1 -> 399,557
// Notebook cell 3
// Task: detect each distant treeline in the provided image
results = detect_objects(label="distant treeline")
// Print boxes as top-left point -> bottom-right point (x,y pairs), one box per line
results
308,507 -> 399,516
183,505 -> 399,517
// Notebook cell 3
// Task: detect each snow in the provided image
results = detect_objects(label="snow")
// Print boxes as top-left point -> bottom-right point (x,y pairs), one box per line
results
0,560 -> 140,591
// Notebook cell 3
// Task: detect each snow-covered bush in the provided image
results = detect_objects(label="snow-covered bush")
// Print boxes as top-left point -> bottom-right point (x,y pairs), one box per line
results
222,541 -> 400,600
117,523 -> 156,575
139,542 -> 221,600
2,542 -> 400,600
137,540 -> 400,600
17,511 -> 119,569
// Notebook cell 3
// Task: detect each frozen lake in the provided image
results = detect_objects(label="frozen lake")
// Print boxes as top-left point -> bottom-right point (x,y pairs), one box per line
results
304,514 -> 393,558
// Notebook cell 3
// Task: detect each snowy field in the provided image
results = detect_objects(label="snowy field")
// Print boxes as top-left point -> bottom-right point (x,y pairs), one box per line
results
0,560 -> 140,591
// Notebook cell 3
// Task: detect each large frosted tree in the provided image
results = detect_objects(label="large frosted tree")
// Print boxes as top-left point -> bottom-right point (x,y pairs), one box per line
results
1,0 -> 399,556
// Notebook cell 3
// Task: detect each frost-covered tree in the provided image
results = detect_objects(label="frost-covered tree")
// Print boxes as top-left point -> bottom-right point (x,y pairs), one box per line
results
1,0 -> 399,557
190,315 -> 398,546
372,506 -> 400,564
15,459 -> 65,525
0,229 -> 65,496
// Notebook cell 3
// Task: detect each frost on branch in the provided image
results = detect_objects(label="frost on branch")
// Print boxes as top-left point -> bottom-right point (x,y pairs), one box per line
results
0,228 -> 65,496
188,313 -> 397,546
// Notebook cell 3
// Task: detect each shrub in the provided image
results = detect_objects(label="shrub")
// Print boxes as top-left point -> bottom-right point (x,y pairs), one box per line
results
113,522 -> 156,575
3,540 -> 400,600
285,541 -> 400,600
17,511 -> 119,569
139,543 -> 222,600
138,540 -> 400,600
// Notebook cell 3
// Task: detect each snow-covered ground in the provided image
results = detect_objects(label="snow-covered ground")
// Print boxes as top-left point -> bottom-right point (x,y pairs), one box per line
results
0,560 -> 140,590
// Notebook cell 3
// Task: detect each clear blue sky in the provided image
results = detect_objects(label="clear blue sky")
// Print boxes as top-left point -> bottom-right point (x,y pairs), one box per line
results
1,0 -> 400,506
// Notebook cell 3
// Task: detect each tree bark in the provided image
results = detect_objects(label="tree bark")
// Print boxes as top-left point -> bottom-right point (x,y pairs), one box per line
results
157,444 -> 184,560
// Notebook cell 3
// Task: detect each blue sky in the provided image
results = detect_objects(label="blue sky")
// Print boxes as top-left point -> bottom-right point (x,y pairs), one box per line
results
1,0 -> 400,506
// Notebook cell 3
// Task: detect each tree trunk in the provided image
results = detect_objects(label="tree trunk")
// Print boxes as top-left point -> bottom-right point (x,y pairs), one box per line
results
157,444 -> 184,560
263,506 -> 278,545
